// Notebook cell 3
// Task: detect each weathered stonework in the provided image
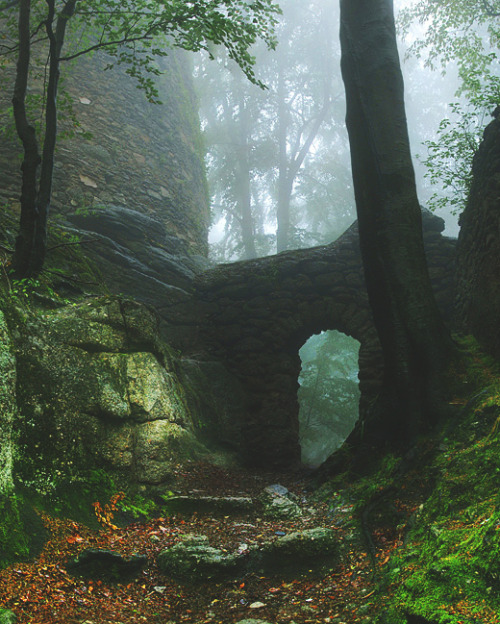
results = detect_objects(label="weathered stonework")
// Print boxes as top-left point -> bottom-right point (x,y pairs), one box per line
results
194,212 -> 456,468
455,114 -> 500,358
0,49 -> 209,257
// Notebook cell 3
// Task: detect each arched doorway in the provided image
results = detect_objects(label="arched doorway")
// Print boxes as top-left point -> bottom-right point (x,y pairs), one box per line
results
298,330 -> 360,467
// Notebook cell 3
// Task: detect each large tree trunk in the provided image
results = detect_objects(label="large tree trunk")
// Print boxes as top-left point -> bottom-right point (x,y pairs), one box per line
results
339,0 -> 454,445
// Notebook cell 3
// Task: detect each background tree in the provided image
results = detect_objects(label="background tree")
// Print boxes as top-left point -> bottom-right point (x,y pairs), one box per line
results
0,0 -> 281,278
197,0 -> 354,261
399,0 -> 500,216
339,0 -> 455,446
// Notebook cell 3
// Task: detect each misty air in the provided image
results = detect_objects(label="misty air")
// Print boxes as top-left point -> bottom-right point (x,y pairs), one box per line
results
0,0 -> 499,622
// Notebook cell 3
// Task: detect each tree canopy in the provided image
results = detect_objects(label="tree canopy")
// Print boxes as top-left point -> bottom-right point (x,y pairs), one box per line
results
197,0 -> 354,261
399,0 -> 500,215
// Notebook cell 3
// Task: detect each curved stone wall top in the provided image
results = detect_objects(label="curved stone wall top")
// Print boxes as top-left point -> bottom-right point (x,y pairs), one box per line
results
195,213 -> 457,468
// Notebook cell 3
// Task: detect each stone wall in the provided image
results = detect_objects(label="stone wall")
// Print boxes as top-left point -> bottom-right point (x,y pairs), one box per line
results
0,48 -> 209,258
455,114 -> 500,359
194,211 -> 457,468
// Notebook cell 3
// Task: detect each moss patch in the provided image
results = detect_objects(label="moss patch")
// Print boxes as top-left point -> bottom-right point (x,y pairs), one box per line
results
313,339 -> 500,624
0,493 -> 46,570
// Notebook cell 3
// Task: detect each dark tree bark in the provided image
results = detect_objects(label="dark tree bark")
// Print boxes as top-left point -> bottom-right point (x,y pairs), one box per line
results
11,0 -> 41,279
339,0 -> 455,445
11,0 -> 76,278
31,0 -> 77,275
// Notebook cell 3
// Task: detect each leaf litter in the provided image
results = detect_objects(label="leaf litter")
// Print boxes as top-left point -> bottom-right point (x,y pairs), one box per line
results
0,462 -> 408,624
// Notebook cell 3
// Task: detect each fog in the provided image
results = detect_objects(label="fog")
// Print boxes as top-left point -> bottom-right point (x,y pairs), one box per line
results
195,0 -> 473,262
193,0 -> 488,464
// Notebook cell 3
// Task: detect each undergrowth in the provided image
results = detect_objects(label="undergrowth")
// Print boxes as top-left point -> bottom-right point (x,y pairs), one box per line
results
375,341 -> 500,623
316,338 -> 500,624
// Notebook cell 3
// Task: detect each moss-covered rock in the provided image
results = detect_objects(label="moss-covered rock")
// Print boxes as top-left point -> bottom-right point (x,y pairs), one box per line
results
0,492 -> 46,570
250,528 -> 339,575
157,534 -> 243,582
0,307 -> 16,494
0,608 -> 17,624
12,296 -> 211,495
259,485 -> 302,520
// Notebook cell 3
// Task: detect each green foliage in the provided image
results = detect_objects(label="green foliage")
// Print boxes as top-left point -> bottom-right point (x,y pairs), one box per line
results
373,381 -> 500,622
117,490 -> 174,522
7,276 -> 70,307
1,0 -> 281,99
419,101 -> 486,215
398,0 -> 500,214
15,467 -> 119,528
0,493 -> 34,569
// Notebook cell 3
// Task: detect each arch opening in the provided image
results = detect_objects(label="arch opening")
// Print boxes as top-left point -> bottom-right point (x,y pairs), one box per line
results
298,330 -> 360,468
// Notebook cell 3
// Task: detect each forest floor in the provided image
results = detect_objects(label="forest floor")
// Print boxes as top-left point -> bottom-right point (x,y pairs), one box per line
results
0,460 -> 412,624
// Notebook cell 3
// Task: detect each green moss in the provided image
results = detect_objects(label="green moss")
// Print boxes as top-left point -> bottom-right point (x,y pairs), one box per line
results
372,387 -> 500,622
0,492 -> 45,570
313,341 -> 500,624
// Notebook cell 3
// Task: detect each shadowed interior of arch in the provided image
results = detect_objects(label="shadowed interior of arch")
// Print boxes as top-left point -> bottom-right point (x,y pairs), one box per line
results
298,330 -> 361,468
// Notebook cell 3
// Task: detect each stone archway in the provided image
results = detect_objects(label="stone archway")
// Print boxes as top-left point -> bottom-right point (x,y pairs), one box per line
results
193,212 -> 456,468
298,330 -> 361,468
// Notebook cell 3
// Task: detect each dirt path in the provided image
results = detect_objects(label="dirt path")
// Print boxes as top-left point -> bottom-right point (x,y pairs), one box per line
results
0,462 -> 383,624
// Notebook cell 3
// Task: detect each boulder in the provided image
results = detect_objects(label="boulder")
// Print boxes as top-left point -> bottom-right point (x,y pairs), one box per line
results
250,528 -> 339,575
158,528 -> 340,583
259,484 -> 302,520
157,534 -> 243,582
14,296 -> 212,490
66,548 -> 147,582
162,495 -> 253,516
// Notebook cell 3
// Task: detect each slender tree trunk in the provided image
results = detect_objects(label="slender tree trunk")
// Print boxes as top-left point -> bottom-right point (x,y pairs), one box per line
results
11,0 -> 41,279
31,0 -> 77,275
275,64 -> 332,253
276,70 -> 291,253
12,0 -> 76,278
237,96 -> 257,260
339,0 -> 455,444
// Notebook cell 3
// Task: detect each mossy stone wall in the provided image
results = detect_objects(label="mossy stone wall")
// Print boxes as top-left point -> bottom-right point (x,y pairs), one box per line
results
455,115 -> 500,359
0,48 -> 209,256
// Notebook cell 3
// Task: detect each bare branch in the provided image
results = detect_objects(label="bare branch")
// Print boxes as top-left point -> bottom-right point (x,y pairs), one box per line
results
46,237 -> 98,252
482,0 -> 500,17
59,31 -> 154,62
